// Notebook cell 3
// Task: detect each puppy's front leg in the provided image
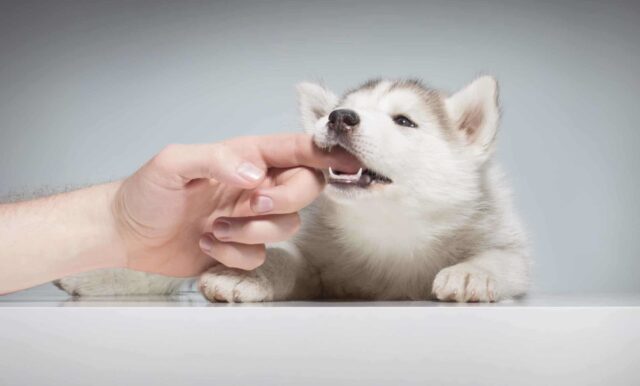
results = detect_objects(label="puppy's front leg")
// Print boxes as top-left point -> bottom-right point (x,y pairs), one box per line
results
199,242 -> 321,303
432,249 -> 530,302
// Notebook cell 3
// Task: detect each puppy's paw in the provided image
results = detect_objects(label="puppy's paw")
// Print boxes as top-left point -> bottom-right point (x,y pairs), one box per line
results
432,263 -> 498,302
198,265 -> 274,303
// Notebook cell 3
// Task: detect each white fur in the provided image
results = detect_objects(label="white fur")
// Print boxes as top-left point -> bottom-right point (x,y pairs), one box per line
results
57,77 -> 531,303
54,268 -> 186,296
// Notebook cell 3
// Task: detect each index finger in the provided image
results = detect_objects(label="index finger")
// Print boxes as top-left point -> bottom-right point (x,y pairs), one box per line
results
149,133 -> 360,190
228,133 -> 361,173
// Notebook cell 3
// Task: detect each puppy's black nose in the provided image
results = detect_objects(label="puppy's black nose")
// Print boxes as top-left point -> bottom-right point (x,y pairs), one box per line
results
328,109 -> 360,133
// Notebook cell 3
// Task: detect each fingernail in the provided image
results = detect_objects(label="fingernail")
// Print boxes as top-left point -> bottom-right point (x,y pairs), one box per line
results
252,195 -> 274,213
199,234 -> 215,252
213,219 -> 231,239
237,162 -> 264,182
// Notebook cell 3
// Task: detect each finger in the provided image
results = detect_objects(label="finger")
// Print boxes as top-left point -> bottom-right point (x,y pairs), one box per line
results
198,234 -> 266,270
149,143 -> 266,189
149,133 -> 360,189
212,213 -> 301,244
227,133 -> 361,173
250,167 -> 324,215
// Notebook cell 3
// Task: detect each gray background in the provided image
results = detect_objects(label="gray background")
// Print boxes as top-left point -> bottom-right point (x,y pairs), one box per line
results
0,0 -> 638,293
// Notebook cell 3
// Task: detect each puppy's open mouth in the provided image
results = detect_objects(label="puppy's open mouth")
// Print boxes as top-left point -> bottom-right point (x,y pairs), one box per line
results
328,167 -> 393,188
321,140 -> 393,189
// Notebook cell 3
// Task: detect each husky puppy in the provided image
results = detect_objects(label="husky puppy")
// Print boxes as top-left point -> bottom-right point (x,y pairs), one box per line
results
57,77 -> 530,302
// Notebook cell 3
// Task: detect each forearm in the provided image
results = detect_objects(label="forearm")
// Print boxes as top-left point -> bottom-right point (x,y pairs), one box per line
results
0,182 -> 126,294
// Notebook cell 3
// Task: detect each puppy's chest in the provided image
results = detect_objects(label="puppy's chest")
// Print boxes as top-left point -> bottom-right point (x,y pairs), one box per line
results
300,233 -> 452,299
298,202 -> 470,299
317,249 -> 445,299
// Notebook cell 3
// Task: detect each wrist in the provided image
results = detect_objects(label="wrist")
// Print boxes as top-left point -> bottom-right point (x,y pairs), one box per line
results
54,181 -> 128,276
82,181 -> 128,271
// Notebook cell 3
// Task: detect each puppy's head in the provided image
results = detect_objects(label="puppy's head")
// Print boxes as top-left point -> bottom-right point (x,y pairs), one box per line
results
297,77 -> 500,207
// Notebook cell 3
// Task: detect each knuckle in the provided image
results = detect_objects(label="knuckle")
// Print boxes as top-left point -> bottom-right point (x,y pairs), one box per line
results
158,143 -> 182,159
153,144 -> 182,165
152,144 -> 183,171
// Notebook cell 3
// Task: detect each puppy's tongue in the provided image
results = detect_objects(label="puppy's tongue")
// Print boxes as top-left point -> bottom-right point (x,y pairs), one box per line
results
319,145 -> 362,174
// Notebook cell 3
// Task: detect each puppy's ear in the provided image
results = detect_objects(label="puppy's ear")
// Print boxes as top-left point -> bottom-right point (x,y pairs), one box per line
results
445,76 -> 500,157
296,82 -> 338,132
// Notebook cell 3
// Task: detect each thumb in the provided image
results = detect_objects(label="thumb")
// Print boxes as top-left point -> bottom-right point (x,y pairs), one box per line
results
149,143 -> 267,189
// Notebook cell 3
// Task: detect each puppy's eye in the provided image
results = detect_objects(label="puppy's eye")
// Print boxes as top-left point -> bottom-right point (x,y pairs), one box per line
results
393,115 -> 417,128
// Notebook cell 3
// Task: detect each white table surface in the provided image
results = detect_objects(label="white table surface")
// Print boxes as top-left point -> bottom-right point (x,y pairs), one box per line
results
1,286 -> 639,385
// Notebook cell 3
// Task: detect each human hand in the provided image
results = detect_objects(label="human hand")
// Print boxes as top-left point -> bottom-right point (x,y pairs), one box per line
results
112,133 -> 359,277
